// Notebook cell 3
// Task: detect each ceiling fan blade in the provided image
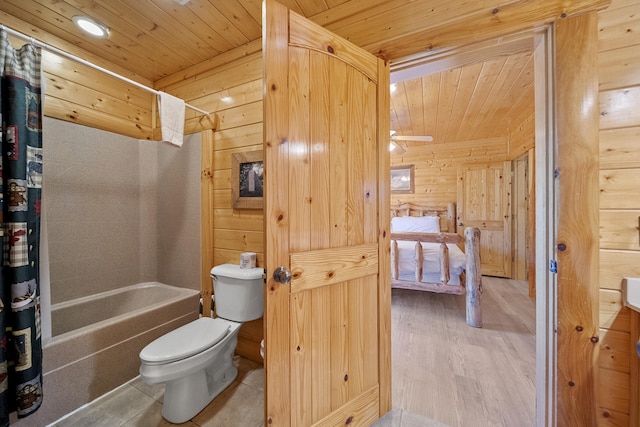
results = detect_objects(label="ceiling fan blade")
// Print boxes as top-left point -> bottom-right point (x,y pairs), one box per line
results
389,141 -> 406,154
392,135 -> 434,142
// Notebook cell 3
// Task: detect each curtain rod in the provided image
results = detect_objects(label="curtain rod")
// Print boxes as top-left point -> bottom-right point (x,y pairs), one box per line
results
1,24 -> 210,116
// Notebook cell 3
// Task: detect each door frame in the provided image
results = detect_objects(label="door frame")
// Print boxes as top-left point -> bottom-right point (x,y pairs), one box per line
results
389,26 -> 558,426
533,25 -> 557,426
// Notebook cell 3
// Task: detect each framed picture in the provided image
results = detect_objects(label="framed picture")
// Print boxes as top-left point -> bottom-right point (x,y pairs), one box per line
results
231,150 -> 264,209
390,164 -> 415,194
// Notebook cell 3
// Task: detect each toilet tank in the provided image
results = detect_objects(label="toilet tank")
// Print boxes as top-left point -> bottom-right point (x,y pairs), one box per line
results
210,264 -> 264,322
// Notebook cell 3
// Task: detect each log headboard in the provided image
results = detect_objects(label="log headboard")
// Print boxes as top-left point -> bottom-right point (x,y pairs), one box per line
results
390,202 -> 457,233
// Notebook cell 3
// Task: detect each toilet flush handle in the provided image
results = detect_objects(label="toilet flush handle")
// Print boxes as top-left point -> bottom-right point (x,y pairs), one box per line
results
273,266 -> 292,285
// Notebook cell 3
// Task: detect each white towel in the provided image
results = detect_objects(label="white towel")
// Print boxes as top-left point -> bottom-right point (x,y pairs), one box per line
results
157,91 -> 185,147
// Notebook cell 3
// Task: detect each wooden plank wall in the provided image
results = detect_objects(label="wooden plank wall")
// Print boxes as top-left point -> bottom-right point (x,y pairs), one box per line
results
389,129 -> 535,209
3,11 -> 226,141
389,137 -> 510,207
597,0 -> 640,424
155,41 -> 266,363
509,111 -> 536,159
1,11 -> 157,140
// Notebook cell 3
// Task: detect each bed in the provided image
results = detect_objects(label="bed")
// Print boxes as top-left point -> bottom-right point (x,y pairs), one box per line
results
390,202 -> 482,327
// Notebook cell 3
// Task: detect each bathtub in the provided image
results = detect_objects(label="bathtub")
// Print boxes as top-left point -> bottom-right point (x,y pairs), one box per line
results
17,282 -> 200,426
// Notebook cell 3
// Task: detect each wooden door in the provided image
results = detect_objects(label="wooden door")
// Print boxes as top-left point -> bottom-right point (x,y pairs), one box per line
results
263,1 -> 391,426
457,162 -> 512,278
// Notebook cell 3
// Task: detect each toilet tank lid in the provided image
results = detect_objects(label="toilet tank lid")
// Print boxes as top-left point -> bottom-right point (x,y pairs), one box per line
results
210,264 -> 264,280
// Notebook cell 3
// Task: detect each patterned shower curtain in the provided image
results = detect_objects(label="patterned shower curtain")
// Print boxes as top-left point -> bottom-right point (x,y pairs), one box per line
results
0,30 -> 44,424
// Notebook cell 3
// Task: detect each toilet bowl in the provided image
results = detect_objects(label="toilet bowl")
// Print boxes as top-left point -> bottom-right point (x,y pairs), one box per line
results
139,264 -> 264,424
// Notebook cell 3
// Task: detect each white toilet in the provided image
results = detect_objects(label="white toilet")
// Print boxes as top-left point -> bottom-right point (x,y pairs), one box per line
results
139,264 -> 264,424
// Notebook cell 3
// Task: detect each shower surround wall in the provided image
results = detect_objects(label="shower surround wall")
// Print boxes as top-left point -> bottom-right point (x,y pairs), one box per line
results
44,116 -> 201,310
16,117 -> 203,424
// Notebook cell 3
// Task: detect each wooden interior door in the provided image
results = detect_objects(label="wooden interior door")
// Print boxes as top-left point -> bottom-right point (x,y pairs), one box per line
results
263,1 -> 391,426
457,162 -> 512,278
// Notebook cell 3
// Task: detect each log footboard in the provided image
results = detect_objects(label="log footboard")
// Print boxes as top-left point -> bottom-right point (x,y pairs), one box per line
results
390,227 -> 482,327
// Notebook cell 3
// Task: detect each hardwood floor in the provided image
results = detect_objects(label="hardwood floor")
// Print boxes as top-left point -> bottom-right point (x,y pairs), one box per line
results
391,276 -> 536,427
50,276 -> 535,426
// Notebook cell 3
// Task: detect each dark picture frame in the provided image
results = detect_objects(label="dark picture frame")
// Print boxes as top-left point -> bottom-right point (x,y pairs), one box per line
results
390,164 -> 415,194
231,150 -> 264,209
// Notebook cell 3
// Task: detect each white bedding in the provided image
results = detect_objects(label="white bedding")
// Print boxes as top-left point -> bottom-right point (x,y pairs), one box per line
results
394,241 -> 466,286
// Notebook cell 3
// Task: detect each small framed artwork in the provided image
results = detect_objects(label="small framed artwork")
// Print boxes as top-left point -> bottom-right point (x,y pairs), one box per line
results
390,164 -> 415,194
231,150 -> 264,209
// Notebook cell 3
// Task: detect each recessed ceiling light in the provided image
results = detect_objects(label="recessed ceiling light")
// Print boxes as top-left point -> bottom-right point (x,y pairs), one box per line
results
72,16 -> 109,38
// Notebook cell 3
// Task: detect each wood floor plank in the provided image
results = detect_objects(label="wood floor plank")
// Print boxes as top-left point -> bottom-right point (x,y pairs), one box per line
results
390,276 -> 536,427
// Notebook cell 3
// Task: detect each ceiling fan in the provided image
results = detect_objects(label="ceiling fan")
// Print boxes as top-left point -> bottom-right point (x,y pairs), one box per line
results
389,130 -> 433,154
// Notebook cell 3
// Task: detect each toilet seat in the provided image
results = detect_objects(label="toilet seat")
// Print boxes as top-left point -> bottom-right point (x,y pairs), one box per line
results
140,317 -> 230,364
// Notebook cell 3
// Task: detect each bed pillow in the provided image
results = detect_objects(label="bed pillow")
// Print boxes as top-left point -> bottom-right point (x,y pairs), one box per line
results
391,216 -> 440,233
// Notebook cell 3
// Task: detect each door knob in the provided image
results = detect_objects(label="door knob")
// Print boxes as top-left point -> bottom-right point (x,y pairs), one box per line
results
273,266 -> 292,284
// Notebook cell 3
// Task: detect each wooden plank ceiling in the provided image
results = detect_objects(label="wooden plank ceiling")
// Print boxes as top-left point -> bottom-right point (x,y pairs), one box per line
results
390,52 -> 535,146
0,0 -> 603,141
0,0 -> 608,82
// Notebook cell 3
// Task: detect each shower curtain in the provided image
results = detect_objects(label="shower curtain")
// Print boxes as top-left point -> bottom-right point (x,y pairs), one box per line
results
0,30 -> 44,424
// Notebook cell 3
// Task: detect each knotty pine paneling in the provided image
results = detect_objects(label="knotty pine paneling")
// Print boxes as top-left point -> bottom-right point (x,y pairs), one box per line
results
389,54 -> 534,146
600,169 -> 640,209
597,0 -> 640,422
318,0 -> 610,64
213,144 -> 263,170
600,289 -> 631,333
390,137 -> 518,209
600,328 -> 631,373
599,368 -> 631,416
597,0 -> 640,52
46,57 -> 154,138
213,208 -> 264,233
509,111 -> 535,159
213,229 -> 264,253
600,87 -> 640,130
599,45 -> 640,90
44,96 -> 152,140
598,410 -> 629,427
600,250 -> 640,291
2,0 -> 612,86
167,55 -> 263,108
3,13 -> 157,140
600,127 -> 640,169
210,122 -> 263,151
600,210 -> 640,251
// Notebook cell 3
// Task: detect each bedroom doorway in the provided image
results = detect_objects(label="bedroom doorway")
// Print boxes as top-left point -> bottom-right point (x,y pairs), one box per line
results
388,27 -> 555,425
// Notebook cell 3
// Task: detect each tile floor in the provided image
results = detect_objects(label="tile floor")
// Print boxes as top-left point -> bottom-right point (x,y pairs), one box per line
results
50,355 -> 441,427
